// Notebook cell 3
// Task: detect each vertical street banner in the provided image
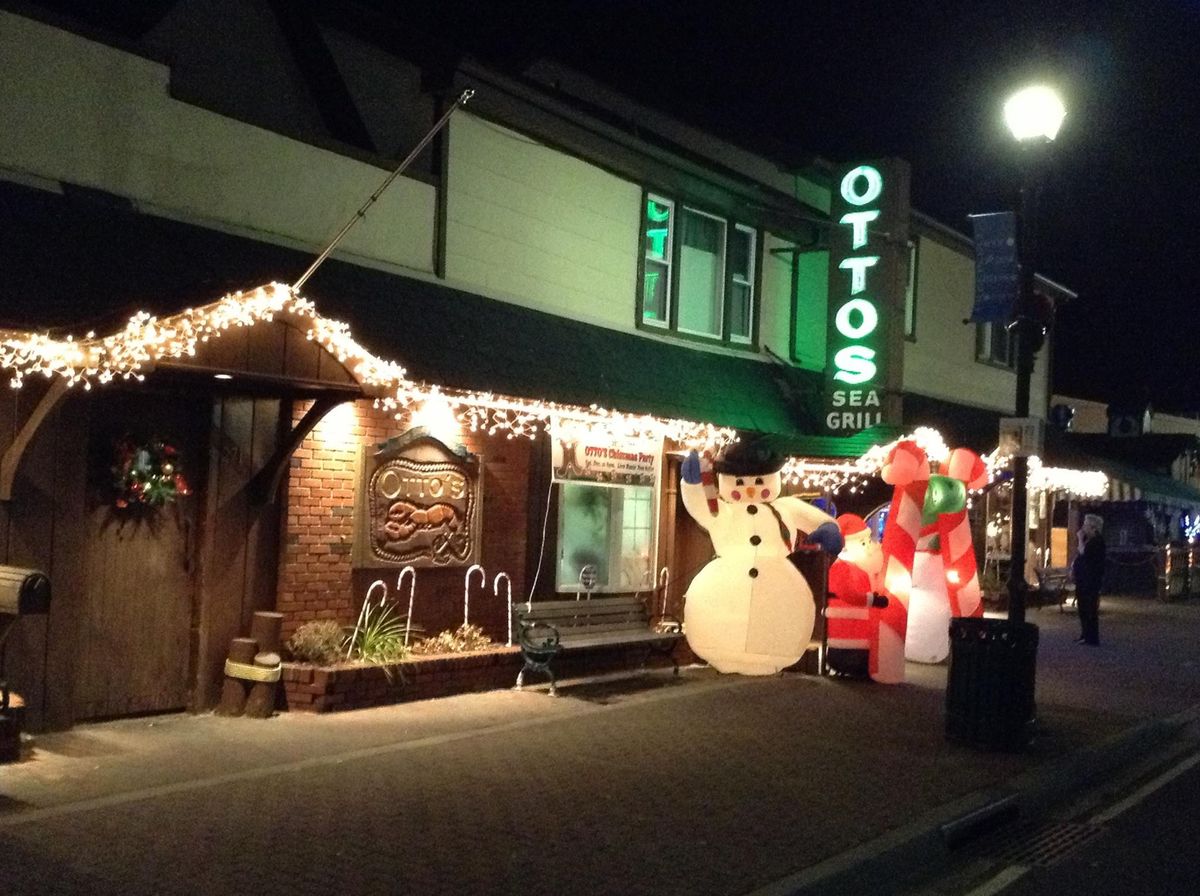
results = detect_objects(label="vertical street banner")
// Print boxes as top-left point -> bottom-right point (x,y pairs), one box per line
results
969,211 -> 1019,323
824,158 -> 910,434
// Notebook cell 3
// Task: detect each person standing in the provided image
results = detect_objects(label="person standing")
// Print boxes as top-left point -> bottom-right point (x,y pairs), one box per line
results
1072,514 -> 1106,646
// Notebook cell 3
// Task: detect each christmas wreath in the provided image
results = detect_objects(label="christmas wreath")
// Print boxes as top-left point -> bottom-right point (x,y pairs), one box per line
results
112,436 -> 191,508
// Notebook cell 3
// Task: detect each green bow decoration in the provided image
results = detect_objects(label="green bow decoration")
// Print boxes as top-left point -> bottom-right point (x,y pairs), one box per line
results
921,474 -> 967,527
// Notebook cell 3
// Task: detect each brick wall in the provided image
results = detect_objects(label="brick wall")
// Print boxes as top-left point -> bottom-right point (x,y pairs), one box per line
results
277,400 -> 534,646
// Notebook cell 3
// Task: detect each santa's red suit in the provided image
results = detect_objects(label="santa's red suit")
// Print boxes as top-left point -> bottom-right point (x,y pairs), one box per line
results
824,515 -> 907,684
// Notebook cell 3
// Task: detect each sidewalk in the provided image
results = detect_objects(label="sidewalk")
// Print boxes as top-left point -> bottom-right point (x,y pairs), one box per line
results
1,594 -> 1199,896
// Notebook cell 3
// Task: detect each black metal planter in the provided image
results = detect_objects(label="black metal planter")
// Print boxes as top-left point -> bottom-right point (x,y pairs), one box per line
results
945,618 -> 1039,751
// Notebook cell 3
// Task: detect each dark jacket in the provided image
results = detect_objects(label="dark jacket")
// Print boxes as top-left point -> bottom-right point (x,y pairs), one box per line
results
1072,534 -> 1106,594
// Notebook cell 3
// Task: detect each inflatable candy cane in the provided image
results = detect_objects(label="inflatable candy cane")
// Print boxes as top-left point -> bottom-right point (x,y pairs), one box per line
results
878,440 -> 931,605
878,440 -> 987,663
937,448 -> 988,618
699,449 -> 719,516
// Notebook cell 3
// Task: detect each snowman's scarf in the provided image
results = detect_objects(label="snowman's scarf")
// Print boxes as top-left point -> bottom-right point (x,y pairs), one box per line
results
764,501 -> 794,552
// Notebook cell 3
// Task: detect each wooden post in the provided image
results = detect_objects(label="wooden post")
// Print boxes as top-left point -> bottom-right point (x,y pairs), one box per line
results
215,637 -> 258,717
249,611 -> 284,654
243,650 -> 282,719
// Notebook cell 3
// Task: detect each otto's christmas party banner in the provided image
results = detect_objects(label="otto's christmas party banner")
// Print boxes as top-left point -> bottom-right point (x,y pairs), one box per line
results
550,420 -> 661,487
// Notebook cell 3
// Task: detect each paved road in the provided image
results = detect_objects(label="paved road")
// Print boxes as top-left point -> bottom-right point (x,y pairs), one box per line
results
975,747 -> 1200,896
1,596 -> 1199,896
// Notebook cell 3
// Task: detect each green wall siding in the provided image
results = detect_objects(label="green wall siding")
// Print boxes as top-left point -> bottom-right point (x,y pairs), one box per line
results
446,114 -> 641,331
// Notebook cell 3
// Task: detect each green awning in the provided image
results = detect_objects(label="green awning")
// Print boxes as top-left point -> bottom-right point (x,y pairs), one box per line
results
303,262 -> 834,440
1043,432 -> 1200,509
1097,458 -> 1200,508
766,425 -> 905,459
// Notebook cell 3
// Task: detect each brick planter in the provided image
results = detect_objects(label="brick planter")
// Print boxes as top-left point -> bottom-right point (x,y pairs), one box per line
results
281,643 -> 687,713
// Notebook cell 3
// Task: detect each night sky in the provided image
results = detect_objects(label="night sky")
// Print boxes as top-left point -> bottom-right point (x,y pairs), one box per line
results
396,0 -> 1200,413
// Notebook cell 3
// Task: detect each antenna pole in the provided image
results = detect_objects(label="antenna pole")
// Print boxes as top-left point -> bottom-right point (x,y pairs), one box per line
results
293,88 -> 474,293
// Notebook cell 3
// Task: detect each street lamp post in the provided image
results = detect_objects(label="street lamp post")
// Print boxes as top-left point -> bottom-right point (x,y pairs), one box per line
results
1004,85 -> 1065,625
945,85 -> 1064,752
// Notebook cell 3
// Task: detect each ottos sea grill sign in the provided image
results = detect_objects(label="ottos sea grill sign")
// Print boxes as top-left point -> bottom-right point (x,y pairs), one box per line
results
824,159 -> 910,434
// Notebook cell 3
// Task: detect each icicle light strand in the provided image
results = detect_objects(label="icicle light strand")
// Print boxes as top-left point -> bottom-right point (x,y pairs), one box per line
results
0,283 -> 733,450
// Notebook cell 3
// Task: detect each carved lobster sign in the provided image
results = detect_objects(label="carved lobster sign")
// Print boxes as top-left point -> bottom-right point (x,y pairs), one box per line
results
356,432 -> 482,569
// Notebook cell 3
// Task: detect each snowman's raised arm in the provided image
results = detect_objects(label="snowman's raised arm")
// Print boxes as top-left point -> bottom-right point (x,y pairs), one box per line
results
680,450 -> 717,532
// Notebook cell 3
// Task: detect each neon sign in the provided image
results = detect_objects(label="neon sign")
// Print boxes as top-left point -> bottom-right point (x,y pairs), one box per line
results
824,160 -> 910,433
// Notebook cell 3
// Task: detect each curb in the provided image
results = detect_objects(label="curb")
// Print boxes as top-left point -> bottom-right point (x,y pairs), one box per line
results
747,702 -> 1200,896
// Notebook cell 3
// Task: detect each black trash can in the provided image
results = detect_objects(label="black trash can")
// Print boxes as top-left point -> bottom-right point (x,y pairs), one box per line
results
945,618 -> 1039,751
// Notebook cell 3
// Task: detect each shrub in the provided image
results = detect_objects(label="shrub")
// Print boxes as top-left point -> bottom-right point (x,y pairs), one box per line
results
287,621 -> 347,665
347,600 -> 410,669
411,623 -> 494,655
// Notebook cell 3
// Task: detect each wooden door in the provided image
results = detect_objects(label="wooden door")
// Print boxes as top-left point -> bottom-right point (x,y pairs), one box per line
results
73,391 -> 208,721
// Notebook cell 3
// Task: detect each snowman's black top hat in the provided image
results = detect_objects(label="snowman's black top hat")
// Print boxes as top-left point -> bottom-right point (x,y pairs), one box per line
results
713,436 -> 784,476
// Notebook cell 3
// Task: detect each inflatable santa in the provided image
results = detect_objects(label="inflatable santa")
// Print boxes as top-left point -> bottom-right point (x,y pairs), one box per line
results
825,514 -> 907,684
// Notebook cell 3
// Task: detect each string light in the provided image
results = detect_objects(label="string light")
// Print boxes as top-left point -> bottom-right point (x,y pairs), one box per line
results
986,451 -> 1108,499
0,284 -> 1110,495
0,282 -> 734,451
780,426 -> 949,493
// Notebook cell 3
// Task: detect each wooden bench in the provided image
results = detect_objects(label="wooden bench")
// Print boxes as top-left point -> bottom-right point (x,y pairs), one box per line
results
1034,566 -> 1075,612
513,596 -> 683,696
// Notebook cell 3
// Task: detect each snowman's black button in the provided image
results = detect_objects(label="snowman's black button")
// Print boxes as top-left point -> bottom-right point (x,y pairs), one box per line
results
750,535 -> 761,546
747,505 -> 758,515
749,567 -> 759,578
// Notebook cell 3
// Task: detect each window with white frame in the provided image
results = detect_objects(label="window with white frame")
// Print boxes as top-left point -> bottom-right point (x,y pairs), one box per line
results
556,483 -> 656,593
642,196 -> 674,327
904,239 -> 918,339
730,224 -> 756,343
640,193 -> 757,345
976,320 -> 1015,367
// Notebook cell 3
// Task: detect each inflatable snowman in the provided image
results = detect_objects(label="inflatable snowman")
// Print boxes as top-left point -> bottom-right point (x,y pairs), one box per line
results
681,440 -> 843,675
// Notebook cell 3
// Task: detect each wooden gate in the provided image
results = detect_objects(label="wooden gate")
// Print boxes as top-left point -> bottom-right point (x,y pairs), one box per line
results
72,391 -> 208,720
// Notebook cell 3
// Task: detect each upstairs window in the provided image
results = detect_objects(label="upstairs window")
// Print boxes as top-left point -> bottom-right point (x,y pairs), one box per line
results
904,240 -> 918,340
640,193 -> 758,346
730,225 -> 756,343
677,208 -> 726,338
642,197 -> 674,327
976,321 -> 1015,367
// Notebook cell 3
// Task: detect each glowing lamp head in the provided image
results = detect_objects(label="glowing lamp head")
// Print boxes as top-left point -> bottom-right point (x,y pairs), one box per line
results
1004,85 -> 1066,143
412,394 -> 461,444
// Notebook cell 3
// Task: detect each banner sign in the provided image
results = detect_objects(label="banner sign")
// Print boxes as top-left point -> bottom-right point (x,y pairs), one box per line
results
969,211 -> 1019,323
354,432 -> 482,569
998,416 -> 1044,459
824,159 -> 910,434
550,419 -> 661,487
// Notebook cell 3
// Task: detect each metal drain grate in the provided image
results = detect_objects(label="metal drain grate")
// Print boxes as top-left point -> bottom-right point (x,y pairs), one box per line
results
979,821 -> 1106,867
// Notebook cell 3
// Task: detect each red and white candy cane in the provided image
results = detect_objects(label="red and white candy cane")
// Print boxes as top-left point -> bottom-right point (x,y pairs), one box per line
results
879,440 -> 930,605
699,449 -> 719,516
936,448 -> 988,618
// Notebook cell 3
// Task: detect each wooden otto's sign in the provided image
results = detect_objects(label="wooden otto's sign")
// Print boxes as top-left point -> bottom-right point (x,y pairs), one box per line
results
355,432 -> 482,569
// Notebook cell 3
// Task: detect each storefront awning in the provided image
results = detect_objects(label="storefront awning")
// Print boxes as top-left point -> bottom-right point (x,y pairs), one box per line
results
1098,459 -> 1200,508
1043,431 -> 1200,510
2,179 -> 840,444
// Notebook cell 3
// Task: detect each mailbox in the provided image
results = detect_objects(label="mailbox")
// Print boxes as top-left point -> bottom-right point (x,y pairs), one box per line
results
0,565 -> 50,617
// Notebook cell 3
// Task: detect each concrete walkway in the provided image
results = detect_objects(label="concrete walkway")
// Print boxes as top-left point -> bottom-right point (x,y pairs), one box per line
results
2,595 -> 1198,895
